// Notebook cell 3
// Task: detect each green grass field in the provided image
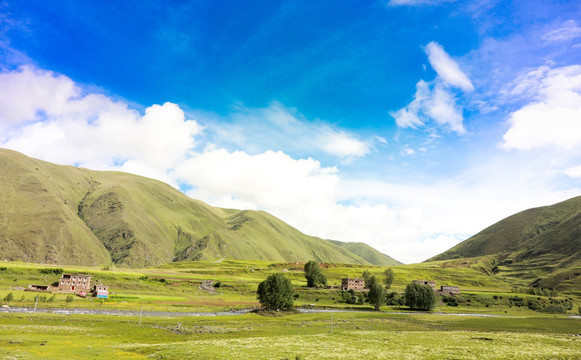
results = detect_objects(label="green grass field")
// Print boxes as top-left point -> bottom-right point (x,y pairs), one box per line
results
0,312 -> 579,359
1,259 -> 580,359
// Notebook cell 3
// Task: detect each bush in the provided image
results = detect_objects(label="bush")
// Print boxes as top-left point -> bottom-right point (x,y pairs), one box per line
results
527,299 -> 543,311
404,283 -> 436,310
257,273 -> 294,311
39,268 -> 64,275
213,281 -> 222,288
542,304 -> 566,314
442,295 -> 458,307
65,295 -> 74,304
0,266 -> 7,271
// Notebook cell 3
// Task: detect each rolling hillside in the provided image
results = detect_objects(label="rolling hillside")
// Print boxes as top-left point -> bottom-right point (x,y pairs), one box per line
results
0,149 -> 400,267
427,197 -> 581,291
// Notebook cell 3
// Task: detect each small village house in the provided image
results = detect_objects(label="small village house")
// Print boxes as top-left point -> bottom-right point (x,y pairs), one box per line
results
413,279 -> 436,291
93,284 -> 109,298
26,284 -> 51,292
340,277 -> 365,291
57,274 -> 91,294
438,285 -> 460,296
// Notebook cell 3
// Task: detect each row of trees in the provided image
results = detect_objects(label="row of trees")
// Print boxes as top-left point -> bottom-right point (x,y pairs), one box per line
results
257,262 -> 436,311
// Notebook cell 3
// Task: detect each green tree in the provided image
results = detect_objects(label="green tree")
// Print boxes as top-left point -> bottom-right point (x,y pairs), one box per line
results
65,295 -> 74,304
367,276 -> 384,311
384,268 -> 395,289
404,282 -> 436,310
304,261 -> 327,287
3,292 -> 14,303
362,270 -> 372,287
257,273 -> 294,311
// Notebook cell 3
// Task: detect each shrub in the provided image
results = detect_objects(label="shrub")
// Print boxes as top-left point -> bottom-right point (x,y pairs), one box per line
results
257,273 -> 294,311
542,304 -> 566,314
404,283 -> 436,310
65,295 -> 74,304
527,299 -> 543,311
39,268 -> 63,275
0,266 -> 7,271
442,295 -> 458,307
213,281 -> 222,288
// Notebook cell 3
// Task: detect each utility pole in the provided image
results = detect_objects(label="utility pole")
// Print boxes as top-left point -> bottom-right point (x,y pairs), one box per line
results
330,311 -> 333,333
139,304 -> 143,326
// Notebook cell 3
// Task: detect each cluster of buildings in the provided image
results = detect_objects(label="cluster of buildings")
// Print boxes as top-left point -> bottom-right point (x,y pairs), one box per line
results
339,277 -> 460,296
27,273 -> 109,298
412,279 -> 460,296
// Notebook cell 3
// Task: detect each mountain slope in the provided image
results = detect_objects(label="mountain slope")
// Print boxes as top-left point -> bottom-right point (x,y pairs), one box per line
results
0,149 -> 399,267
328,240 -> 401,266
427,197 -> 581,291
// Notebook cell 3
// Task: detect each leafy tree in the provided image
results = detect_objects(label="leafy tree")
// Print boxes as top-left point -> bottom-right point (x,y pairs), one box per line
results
404,282 -> 436,310
65,295 -> 74,304
384,268 -> 395,289
3,292 -> 13,303
367,277 -> 384,311
257,273 -> 294,311
362,270 -> 372,287
304,261 -> 327,287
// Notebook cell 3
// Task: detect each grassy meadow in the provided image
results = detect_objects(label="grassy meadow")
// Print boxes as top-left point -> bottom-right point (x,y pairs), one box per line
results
1,259 -> 580,359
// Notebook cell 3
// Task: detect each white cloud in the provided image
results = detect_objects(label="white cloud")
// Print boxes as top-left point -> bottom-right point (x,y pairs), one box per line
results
0,66 -> 201,184
175,149 -> 339,210
391,80 -> 465,134
543,20 -> 581,43
566,164 -> 581,178
502,65 -> 581,151
424,83 -> 465,133
425,42 -> 474,92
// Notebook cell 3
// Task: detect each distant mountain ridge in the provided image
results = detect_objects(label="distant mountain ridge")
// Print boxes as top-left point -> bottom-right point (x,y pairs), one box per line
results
427,197 -> 581,291
0,149 -> 401,267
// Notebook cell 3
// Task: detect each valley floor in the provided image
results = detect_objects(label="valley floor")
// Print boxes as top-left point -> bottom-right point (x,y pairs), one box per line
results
1,260 -> 580,359
0,311 -> 579,359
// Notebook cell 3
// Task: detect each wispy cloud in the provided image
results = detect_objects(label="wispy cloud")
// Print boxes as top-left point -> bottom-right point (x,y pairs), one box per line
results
388,0 -> 456,6
391,42 -> 472,134
425,42 -> 474,92
543,20 -> 581,43
202,101 -> 374,160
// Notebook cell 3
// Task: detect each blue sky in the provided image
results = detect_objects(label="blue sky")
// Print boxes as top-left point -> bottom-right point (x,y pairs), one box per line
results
1,0 -> 581,263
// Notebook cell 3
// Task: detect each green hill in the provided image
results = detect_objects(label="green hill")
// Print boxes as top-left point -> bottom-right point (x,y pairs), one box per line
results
0,149 -> 400,267
426,197 -> 581,291
328,240 -> 400,266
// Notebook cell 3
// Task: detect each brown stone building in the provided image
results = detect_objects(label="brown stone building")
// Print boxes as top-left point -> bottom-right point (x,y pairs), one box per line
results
340,277 -> 365,291
58,274 -> 91,293
438,286 -> 460,296
413,279 -> 436,291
